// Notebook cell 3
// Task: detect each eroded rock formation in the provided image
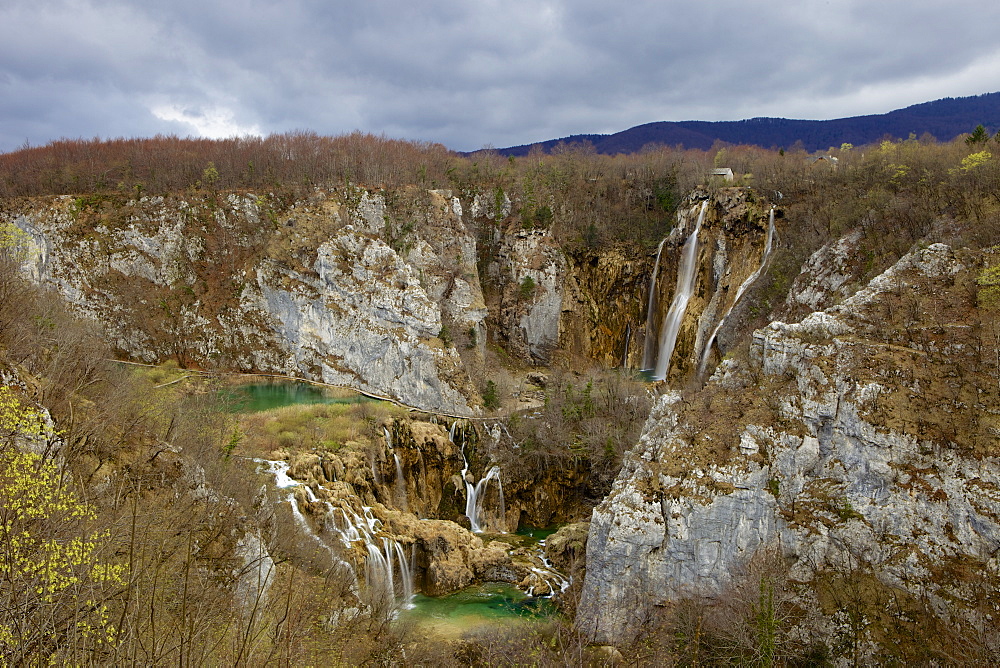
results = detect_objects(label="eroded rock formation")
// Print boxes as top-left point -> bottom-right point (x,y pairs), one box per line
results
578,242 -> 1000,644
7,190 -> 481,414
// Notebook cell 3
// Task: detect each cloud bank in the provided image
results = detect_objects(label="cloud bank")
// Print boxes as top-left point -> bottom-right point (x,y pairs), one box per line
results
2,0 -> 999,152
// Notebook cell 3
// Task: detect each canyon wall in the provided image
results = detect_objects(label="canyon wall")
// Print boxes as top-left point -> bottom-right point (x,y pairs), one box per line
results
577,241 -> 1000,646
7,189 -> 481,414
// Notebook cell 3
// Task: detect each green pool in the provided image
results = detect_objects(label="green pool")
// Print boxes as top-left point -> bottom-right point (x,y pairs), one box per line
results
219,382 -> 371,412
515,525 -> 561,542
402,583 -> 556,639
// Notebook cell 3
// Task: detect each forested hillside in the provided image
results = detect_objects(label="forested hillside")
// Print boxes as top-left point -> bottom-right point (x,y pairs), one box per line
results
490,91 -> 1000,154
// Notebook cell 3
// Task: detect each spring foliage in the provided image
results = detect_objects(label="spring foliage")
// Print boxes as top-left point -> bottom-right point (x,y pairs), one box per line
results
978,256 -> 1000,309
0,386 -> 125,662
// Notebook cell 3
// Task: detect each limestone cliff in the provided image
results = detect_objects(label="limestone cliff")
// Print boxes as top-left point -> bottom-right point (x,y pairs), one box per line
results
6,189 -> 482,414
578,242 -> 1000,646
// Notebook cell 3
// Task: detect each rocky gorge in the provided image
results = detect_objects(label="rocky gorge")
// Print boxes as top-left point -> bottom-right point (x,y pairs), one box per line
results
4,165 -> 1000,662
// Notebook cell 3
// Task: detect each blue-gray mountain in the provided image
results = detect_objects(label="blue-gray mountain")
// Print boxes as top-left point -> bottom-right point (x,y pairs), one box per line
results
484,92 -> 1000,155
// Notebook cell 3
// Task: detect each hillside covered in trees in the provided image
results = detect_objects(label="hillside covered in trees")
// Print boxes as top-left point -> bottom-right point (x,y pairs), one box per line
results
488,91 -> 1000,155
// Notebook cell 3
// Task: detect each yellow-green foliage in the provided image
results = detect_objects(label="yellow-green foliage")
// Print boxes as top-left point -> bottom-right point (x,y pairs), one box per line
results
0,386 -> 47,440
0,386 -> 125,660
0,221 -> 31,260
978,257 -> 1000,308
956,150 -> 992,173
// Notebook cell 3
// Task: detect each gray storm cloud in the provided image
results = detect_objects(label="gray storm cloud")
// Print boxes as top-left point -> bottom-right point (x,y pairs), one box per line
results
2,0 -> 1000,152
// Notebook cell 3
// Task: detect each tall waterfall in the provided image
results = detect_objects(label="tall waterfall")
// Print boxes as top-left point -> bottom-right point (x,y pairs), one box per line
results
651,201 -> 708,381
640,237 -> 668,370
697,206 -> 776,376
385,426 -> 409,511
393,453 -> 408,511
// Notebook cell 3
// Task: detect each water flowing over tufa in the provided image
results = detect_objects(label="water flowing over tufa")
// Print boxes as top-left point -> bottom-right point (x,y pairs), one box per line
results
640,237 -> 668,370
451,422 -> 506,533
385,427 -> 409,512
257,459 -> 415,612
650,201 -> 708,381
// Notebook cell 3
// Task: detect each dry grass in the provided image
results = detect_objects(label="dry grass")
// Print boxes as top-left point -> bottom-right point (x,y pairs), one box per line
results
236,398 -> 407,457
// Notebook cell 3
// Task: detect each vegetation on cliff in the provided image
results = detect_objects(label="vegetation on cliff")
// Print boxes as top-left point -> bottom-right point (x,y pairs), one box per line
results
3,124 -> 1000,664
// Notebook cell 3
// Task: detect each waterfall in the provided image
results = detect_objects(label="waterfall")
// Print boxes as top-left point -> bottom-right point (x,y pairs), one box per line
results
697,206 -> 776,376
256,460 -> 357,588
454,423 -> 506,533
622,323 -> 631,368
327,504 -> 416,609
393,452 -> 408,511
385,425 -> 408,510
640,237 -> 668,370
652,201 -> 707,381
465,466 -> 505,534
257,459 -> 414,609
526,537 -> 571,597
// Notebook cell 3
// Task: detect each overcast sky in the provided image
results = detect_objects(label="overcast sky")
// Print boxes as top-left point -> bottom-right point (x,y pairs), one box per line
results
3,0 -> 1000,153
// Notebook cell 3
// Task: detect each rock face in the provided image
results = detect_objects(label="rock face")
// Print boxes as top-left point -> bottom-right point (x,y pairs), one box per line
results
7,186 -> 776,408
493,229 -> 567,362
577,242 -> 1000,644
479,188 -> 777,374
640,189 -> 778,381
7,190 -> 481,414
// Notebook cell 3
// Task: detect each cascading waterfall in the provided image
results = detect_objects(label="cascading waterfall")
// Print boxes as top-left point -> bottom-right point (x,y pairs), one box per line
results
651,201 -> 707,381
327,504 -> 416,609
257,458 -> 414,608
464,466 -> 505,534
393,453 -> 408,511
697,206 -> 776,376
640,237 -> 668,370
385,427 -> 409,511
256,460 -> 357,588
526,536 -> 571,597
622,323 -> 631,368
452,422 -> 506,533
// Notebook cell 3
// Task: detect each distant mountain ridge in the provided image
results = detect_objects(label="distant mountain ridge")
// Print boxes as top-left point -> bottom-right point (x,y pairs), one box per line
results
484,92 -> 1000,155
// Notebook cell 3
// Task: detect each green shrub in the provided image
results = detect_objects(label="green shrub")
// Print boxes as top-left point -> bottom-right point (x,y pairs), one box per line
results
519,276 -> 536,301
482,380 -> 499,410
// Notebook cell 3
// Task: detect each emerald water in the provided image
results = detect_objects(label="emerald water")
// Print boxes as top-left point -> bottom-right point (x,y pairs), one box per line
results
515,525 -> 561,542
220,382 -> 371,412
402,528 -> 564,638
403,583 -> 556,639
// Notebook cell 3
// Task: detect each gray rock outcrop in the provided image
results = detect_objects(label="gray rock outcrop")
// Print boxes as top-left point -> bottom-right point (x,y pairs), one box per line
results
578,242 -> 1000,644
7,190 -> 481,414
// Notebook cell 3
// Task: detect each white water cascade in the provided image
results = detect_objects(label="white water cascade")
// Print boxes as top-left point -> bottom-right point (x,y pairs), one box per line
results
622,323 -> 631,368
326,504 -> 415,610
697,206 -> 776,376
465,466 -> 505,534
651,201 -> 708,380
257,458 -> 414,609
640,237 -> 668,370
526,536 -> 571,597
452,423 -> 506,533
393,453 -> 408,511
256,460 -> 357,588
385,427 -> 409,511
